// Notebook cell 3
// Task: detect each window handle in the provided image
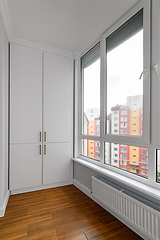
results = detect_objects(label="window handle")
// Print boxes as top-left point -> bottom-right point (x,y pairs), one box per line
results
153,63 -> 159,74
139,67 -> 148,79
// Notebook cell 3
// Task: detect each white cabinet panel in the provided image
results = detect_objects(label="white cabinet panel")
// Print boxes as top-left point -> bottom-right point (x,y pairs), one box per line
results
10,144 -> 42,190
10,46 -> 73,191
10,44 -> 42,144
43,143 -> 71,185
44,53 -> 72,142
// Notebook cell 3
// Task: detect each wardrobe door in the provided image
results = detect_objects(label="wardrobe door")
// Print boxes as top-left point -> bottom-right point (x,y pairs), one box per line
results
10,44 -> 42,191
10,44 -> 42,144
43,143 -> 72,185
10,144 -> 42,190
43,52 -> 72,143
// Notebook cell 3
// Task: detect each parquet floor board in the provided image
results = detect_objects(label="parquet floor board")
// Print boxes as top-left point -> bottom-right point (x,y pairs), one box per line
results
0,184 -> 143,240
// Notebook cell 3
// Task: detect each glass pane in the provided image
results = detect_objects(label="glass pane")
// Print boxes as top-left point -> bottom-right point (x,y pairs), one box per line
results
157,150 -> 160,183
105,142 -> 148,178
82,44 -> 100,136
106,12 -> 143,137
81,139 -> 100,162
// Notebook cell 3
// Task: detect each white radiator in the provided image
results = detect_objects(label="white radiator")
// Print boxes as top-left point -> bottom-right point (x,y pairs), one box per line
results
92,176 -> 160,240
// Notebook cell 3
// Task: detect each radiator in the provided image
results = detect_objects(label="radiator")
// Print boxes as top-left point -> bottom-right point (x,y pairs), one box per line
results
92,176 -> 160,240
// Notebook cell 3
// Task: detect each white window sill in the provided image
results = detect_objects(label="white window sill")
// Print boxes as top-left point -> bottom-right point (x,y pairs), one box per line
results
72,158 -> 160,201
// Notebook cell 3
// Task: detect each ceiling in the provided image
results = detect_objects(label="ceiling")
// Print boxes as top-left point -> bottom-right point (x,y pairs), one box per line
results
1,0 -> 140,57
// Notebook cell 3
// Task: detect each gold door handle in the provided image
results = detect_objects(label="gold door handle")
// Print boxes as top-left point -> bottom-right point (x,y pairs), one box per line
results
44,145 -> 46,154
44,132 -> 46,142
39,145 -> 41,155
40,132 -> 41,142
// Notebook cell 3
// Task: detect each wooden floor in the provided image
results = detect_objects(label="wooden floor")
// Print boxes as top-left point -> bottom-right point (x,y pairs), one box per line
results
0,185 -> 143,240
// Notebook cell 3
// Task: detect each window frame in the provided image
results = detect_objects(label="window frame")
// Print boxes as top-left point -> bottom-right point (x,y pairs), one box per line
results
101,0 -> 150,146
78,0 -> 160,189
152,0 -> 160,147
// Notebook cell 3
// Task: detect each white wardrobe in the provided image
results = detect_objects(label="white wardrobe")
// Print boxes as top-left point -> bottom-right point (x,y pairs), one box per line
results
10,44 -> 73,193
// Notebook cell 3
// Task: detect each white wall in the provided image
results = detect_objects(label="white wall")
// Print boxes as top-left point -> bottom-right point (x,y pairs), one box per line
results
0,10 -> 9,217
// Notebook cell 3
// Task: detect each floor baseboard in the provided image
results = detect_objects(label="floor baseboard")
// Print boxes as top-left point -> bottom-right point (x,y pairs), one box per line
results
0,190 -> 10,218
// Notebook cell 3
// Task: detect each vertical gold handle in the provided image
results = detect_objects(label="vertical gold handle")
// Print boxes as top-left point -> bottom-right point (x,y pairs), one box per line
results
44,132 -> 46,142
44,145 -> 46,154
39,145 -> 41,155
40,132 -> 41,142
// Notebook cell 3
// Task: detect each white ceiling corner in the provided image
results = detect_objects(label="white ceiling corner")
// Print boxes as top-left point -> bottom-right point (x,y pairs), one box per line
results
0,0 -> 141,59
0,0 -> 76,59
0,0 -> 13,40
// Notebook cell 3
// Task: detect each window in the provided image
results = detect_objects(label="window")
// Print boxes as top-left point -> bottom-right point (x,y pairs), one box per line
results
141,170 -> 148,176
121,117 -> 127,121
81,140 -> 100,162
121,111 -> 127,115
96,120 -> 100,125
141,149 -> 148,155
80,2 -> 151,185
95,153 -> 100,159
141,157 -> 148,162
96,148 -> 100,152
120,129 -> 127,134
105,143 -> 148,178
121,148 -> 127,153
121,160 -> 127,165
141,163 -> 148,169
120,154 -> 127,159
82,44 -> 100,136
121,123 -> 127,128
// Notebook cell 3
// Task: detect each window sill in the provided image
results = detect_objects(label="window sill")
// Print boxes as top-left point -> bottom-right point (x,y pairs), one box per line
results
72,158 -> 160,201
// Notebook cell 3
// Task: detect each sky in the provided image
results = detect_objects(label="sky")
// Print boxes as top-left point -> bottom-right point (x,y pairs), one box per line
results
83,30 -> 143,115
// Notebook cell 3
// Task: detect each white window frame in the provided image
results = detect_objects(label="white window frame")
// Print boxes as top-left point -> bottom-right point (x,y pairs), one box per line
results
152,0 -> 160,146
78,0 -> 160,190
101,0 -> 150,146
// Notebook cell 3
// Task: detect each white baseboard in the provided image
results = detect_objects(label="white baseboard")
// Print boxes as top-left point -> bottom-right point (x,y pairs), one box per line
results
73,179 -> 148,240
0,190 -> 10,218
11,180 -> 73,195
73,179 -> 92,197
